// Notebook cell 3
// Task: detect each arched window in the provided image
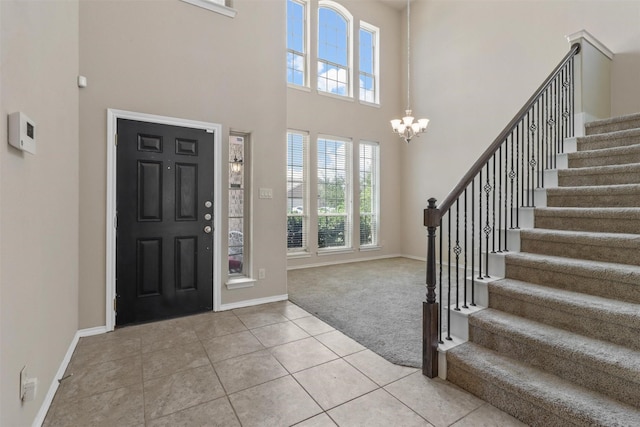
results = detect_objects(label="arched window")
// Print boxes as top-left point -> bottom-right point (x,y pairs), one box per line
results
317,1 -> 352,97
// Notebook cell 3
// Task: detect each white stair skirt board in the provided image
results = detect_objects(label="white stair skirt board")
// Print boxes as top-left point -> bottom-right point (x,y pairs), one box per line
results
544,169 -> 559,187
437,335 -> 467,380
498,228 -> 522,252
563,137 -> 578,154
481,251 -> 507,278
447,303 -> 486,342
510,207 -> 536,228
555,153 -> 569,169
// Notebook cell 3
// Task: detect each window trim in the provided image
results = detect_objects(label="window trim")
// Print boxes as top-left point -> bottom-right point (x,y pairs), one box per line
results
180,0 -> 237,18
358,21 -> 380,105
317,0 -> 353,98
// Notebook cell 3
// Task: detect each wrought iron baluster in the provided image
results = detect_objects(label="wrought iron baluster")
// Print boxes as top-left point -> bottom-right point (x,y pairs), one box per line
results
509,133 -> 515,230
446,212 -> 452,340
492,155 -> 496,253
454,200 -> 460,312
438,217 -> 443,344
477,170 -> 483,280
484,162 -> 491,278
463,188 -> 469,309
498,145 -> 503,252
471,178 -> 476,306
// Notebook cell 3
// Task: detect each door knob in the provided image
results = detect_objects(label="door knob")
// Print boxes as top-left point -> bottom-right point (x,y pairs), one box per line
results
204,226 -> 212,234
204,213 -> 212,221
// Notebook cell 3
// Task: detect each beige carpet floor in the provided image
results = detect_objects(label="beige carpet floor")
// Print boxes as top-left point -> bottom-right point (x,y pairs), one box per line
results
288,257 -> 427,368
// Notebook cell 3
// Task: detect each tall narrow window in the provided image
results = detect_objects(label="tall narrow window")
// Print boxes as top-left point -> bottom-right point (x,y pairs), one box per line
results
228,134 -> 248,275
359,22 -> 379,104
287,131 -> 309,253
287,0 -> 307,86
359,141 -> 379,247
317,136 -> 351,249
317,2 -> 352,97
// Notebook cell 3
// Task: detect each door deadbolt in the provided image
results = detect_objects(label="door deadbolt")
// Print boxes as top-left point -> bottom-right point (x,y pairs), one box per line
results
204,201 -> 212,208
204,213 -> 212,221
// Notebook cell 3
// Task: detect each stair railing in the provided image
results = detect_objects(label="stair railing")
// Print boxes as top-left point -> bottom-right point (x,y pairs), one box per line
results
422,43 -> 581,378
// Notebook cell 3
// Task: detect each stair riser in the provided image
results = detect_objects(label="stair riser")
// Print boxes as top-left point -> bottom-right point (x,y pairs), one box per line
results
578,134 -> 640,151
558,170 -> 640,187
569,150 -> 640,168
446,361 -> 583,427
504,262 -> 640,304
520,237 -> 640,266
488,291 -> 640,351
534,215 -> 640,234
469,325 -> 640,408
585,119 -> 640,136
547,192 -> 640,208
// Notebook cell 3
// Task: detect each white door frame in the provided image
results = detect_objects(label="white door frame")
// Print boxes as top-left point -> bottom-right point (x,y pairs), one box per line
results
106,109 -> 223,331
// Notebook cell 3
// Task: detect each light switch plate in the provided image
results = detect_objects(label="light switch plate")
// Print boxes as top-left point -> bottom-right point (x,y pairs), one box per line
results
259,188 -> 273,199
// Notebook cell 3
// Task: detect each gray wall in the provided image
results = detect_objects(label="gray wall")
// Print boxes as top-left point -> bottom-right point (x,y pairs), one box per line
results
0,1 -> 80,424
78,0 -> 288,328
401,0 -> 640,259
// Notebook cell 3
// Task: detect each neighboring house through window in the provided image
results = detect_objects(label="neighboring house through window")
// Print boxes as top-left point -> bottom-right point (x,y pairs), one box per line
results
287,131 -> 309,253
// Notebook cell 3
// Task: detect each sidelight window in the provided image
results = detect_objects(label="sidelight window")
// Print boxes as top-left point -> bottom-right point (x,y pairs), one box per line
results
287,0 -> 308,87
228,134 -> 248,275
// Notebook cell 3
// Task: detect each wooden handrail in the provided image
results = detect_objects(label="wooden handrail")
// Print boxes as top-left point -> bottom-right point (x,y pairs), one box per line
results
427,43 -> 581,226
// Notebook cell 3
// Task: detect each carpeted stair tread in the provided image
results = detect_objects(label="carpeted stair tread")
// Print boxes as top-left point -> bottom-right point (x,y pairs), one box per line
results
557,162 -> 640,186
504,252 -> 640,303
546,183 -> 640,207
533,207 -> 640,233
489,279 -> 640,331
577,127 -> 640,151
469,309 -> 640,396
447,342 -> 640,426
488,279 -> 640,350
585,112 -> 640,135
520,228 -> 640,265
569,142 -> 640,167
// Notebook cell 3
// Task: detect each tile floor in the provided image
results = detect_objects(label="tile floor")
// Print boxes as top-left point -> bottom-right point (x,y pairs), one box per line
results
44,300 -> 526,427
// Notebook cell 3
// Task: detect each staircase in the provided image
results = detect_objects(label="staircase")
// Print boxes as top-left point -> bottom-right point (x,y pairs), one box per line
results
445,113 -> 640,426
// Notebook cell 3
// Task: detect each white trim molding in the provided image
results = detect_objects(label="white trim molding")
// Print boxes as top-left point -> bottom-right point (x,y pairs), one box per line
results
180,0 -> 237,18
219,294 -> 289,311
106,109 -> 223,330
566,30 -> 614,60
33,326 -> 108,427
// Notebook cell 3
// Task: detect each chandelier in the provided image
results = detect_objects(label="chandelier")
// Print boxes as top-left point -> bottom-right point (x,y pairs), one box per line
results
390,0 -> 429,143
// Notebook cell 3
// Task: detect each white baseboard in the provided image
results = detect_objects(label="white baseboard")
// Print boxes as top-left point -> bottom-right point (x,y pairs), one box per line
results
219,294 -> 289,311
33,326 -> 108,427
287,253 -> 404,270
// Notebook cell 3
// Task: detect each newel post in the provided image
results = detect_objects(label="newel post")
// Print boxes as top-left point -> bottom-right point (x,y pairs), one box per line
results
423,198 -> 440,378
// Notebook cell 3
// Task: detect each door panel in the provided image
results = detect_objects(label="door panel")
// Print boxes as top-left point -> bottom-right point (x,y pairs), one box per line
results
116,119 -> 214,326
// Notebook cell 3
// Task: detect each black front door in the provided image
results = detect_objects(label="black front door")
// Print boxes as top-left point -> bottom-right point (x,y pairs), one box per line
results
116,119 -> 214,326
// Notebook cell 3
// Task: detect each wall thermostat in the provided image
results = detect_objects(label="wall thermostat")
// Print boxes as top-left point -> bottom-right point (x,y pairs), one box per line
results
8,112 -> 36,154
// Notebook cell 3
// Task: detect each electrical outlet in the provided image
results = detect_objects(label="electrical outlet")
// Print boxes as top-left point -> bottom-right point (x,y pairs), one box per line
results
258,268 -> 266,279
